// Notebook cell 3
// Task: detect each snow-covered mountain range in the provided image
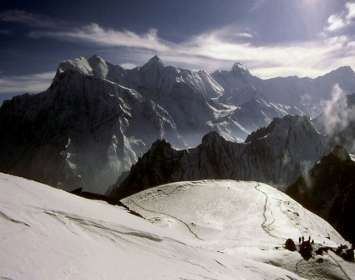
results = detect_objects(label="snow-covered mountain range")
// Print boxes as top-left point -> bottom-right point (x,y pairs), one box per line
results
0,56 -> 289,193
0,55 -> 354,194
110,115 -> 327,200
213,63 -> 355,116
1,173 -> 354,280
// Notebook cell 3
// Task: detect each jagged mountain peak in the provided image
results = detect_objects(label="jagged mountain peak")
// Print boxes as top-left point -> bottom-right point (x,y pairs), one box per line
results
87,54 -> 109,69
328,145 -> 351,162
245,115 -> 314,142
87,54 -> 110,79
231,62 -> 250,75
55,55 -> 130,86
150,138 -> 173,152
331,65 -> 354,75
88,54 -> 105,62
318,65 -> 355,81
201,131 -> 227,145
56,55 -> 107,75
57,56 -> 93,76
271,115 -> 312,128
142,55 -> 164,70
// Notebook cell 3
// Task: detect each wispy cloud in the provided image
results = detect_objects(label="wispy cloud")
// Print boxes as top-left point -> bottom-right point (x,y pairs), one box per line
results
29,23 -> 170,52
0,10 -> 68,29
235,32 -> 253,39
325,2 -> 355,32
327,14 -> 347,32
0,72 -> 54,94
189,32 -> 355,77
250,0 -> 266,12
120,63 -> 137,69
27,20 -> 355,78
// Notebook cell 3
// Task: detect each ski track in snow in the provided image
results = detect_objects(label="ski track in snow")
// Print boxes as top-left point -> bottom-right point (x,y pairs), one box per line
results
43,209 -> 163,243
0,210 -> 31,228
255,183 -> 352,280
126,198 -> 204,241
295,257 -> 350,280
294,259 -> 303,276
254,183 -> 281,240
329,254 -> 352,280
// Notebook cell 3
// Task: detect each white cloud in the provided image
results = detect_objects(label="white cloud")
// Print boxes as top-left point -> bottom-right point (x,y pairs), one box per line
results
322,84 -> 355,136
235,32 -> 253,39
327,14 -> 347,32
120,63 -> 137,69
345,2 -> 355,21
176,31 -> 355,78
0,72 -> 54,94
29,23 -> 170,52
325,2 -> 355,32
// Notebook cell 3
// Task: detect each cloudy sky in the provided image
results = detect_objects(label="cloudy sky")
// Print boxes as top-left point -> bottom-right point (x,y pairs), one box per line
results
0,0 -> 355,96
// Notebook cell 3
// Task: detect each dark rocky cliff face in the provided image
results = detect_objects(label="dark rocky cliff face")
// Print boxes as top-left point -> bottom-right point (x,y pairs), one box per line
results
287,145 -> 355,244
0,69 -> 181,193
110,115 -> 326,200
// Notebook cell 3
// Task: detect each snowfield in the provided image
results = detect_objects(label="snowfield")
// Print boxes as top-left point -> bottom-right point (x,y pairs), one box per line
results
1,173 -> 354,280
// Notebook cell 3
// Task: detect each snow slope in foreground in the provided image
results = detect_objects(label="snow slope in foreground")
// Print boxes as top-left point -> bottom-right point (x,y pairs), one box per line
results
0,173 -> 354,280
